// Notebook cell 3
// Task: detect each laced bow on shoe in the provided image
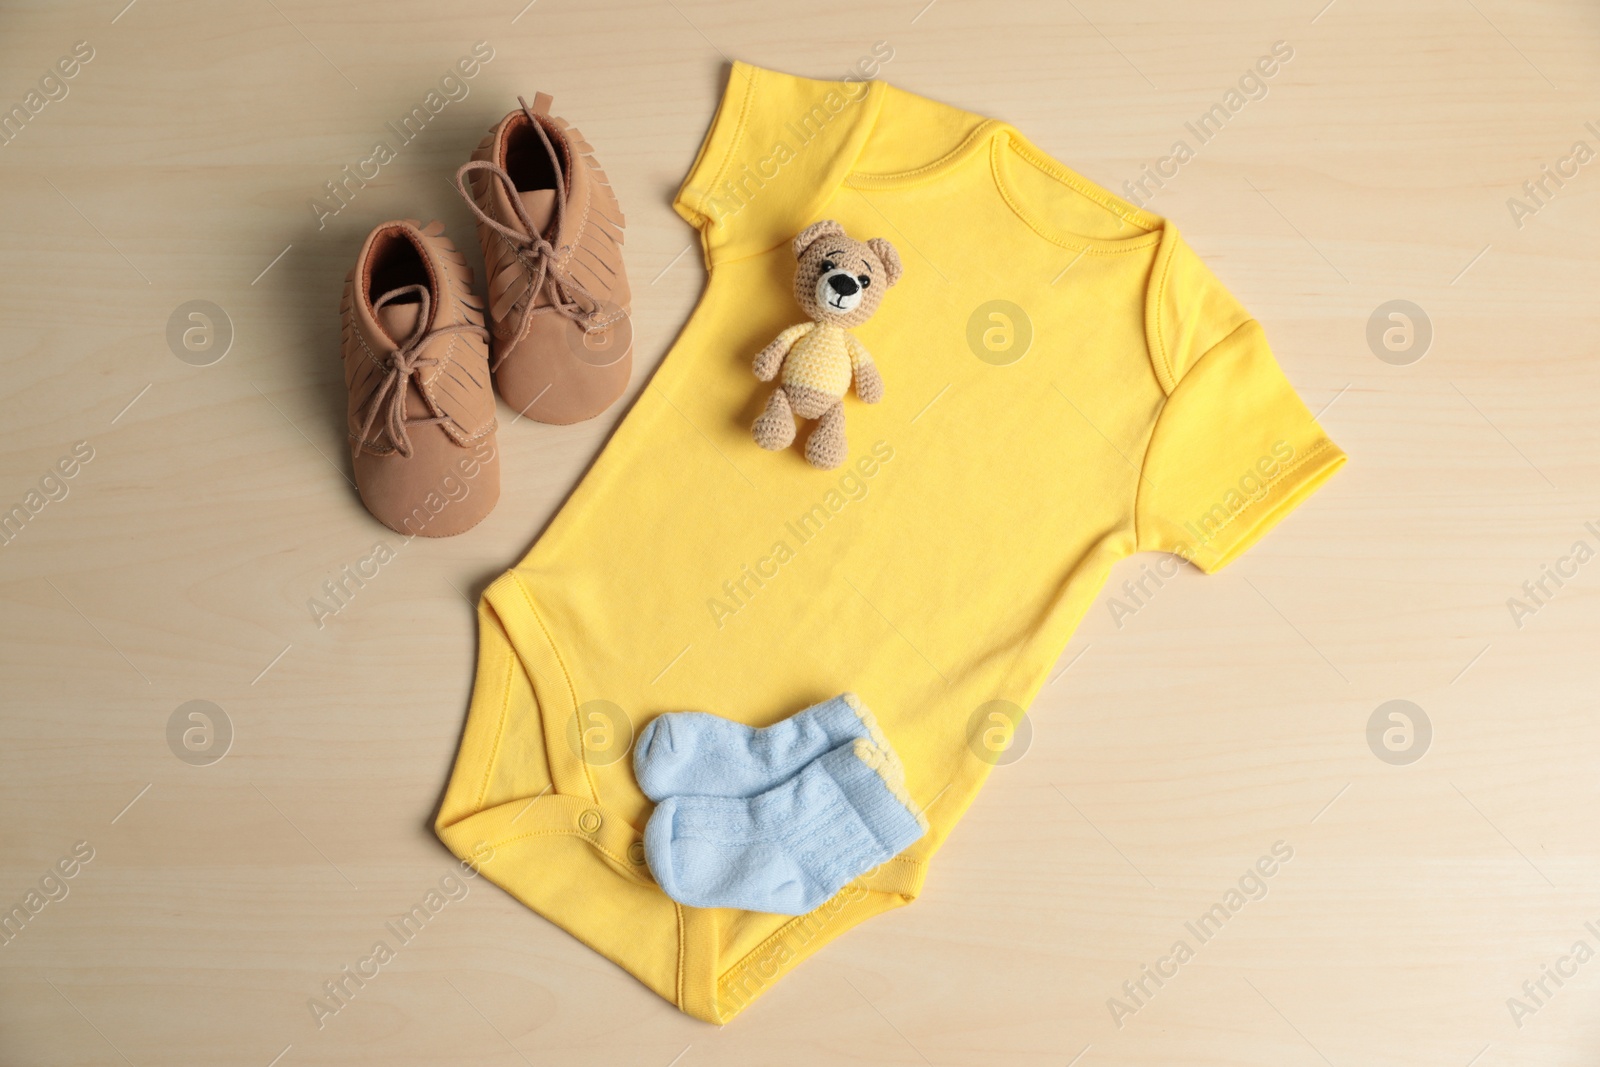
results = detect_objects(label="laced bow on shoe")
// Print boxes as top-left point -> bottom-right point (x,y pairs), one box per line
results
353,284 -> 488,459
455,96 -> 607,369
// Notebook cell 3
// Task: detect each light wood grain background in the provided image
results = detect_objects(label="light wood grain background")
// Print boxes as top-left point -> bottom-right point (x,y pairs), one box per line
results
2,0 -> 1598,1063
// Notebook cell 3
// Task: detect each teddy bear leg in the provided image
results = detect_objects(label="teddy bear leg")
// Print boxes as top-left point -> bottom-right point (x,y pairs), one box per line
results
804,402 -> 848,470
752,389 -> 798,451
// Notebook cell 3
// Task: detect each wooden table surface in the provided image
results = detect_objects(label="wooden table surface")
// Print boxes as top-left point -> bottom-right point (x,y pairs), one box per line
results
3,0 -> 1598,1063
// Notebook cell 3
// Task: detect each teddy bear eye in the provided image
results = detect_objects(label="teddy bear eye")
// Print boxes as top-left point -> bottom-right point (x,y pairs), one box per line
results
858,275 -> 871,288
818,260 -> 835,273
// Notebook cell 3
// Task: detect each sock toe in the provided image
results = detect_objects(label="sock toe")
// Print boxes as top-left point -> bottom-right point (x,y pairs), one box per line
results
642,795 -> 682,899
634,716 -> 679,800
645,714 -> 676,756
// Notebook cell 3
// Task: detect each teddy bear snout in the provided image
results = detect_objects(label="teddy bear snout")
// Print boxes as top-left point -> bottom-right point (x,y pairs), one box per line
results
816,270 -> 863,313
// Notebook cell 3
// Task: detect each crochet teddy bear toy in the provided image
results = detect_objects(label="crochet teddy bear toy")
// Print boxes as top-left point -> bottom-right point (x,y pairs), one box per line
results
751,220 -> 903,470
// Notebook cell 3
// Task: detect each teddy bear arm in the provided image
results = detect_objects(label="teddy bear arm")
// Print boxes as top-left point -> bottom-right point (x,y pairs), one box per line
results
753,322 -> 813,381
848,336 -> 885,403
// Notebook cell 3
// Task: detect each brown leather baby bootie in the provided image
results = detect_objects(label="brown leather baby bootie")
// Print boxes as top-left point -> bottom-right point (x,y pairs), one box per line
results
340,219 -> 499,537
456,93 -> 632,425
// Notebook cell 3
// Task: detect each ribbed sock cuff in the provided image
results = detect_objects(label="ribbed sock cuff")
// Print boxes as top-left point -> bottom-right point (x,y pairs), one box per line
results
822,739 -> 927,857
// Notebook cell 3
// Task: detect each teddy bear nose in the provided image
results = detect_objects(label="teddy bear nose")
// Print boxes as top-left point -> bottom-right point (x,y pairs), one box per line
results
827,273 -> 859,297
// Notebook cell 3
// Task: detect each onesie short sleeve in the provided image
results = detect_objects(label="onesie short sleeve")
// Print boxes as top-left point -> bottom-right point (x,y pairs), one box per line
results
673,61 -> 886,264
1136,229 -> 1346,573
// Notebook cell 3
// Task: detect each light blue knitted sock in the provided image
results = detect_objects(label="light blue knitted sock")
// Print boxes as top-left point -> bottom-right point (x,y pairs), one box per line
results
634,693 -> 887,801
644,737 -> 927,915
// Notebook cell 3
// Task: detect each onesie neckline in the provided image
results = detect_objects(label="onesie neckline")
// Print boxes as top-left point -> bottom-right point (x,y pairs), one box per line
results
987,129 -> 1165,253
849,116 -> 1163,254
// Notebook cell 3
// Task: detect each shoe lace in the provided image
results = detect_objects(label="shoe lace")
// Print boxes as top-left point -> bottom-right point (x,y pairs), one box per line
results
454,95 -> 606,370
353,284 -> 489,459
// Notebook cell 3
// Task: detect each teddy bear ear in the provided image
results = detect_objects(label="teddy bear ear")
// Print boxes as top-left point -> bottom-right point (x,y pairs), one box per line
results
792,219 -> 846,259
866,237 -> 903,287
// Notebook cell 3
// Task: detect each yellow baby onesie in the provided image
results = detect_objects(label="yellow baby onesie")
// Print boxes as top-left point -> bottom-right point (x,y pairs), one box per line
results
435,61 -> 1345,1023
